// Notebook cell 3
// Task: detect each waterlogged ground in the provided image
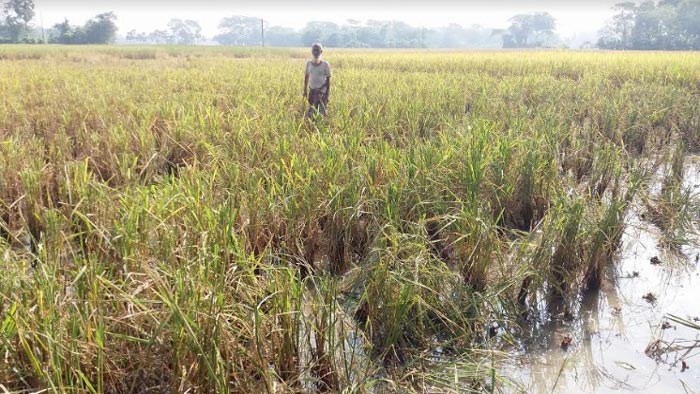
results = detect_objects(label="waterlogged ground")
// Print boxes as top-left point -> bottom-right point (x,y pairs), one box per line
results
502,158 -> 700,393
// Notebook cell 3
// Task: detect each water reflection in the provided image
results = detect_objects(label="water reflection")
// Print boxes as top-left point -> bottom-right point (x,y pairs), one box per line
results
502,161 -> 700,393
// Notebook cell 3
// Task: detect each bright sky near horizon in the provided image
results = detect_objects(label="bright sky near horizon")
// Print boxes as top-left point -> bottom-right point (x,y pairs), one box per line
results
33,1 -> 619,39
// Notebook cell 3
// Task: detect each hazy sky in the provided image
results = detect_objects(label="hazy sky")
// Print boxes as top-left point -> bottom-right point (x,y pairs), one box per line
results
34,1 -> 620,39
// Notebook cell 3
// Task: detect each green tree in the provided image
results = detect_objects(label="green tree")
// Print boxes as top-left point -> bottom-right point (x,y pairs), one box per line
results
598,0 -> 700,50
82,12 -> 117,44
631,1 -> 674,49
167,19 -> 203,45
48,18 -> 75,44
675,0 -> 700,48
265,26 -> 301,46
215,16 -> 261,46
148,29 -> 170,44
502,12 -> 557,48
2,0 -> 35,42
47,13 -> 116,45
301,21 -> 339,46
125,24 -> 194,45
599,2 -> 637,49
126,29 -> 147,43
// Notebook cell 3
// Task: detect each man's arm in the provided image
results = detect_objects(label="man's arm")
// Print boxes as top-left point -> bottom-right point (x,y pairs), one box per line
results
324,77 -> 331,101
324,63 -> 331,101
304,73 -> 309,97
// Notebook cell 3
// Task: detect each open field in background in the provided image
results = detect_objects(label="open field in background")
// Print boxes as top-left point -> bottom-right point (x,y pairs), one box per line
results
0,46 -> 699,393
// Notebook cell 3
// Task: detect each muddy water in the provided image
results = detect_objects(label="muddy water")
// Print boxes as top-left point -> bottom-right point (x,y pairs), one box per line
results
502,159 -> 700,393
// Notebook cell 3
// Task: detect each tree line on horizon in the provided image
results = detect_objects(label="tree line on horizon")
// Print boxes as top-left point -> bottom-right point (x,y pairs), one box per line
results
1,0 -> 699,49
127,17 -> 506,49
597,0 -> 700,50
0,0 -> 118,44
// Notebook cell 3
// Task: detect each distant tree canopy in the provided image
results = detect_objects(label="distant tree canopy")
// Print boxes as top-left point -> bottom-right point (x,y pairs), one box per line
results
427,23 -> 502,49
126,19 -> 203,44
168,19 -> 203,45
213,16 -> 500,48
214,16 -> 263,46
48,12 -> 118,44
500,12 -> 558,48
0,0 -> 35,43
264,26 -> 301,47
598,0 -> 700,50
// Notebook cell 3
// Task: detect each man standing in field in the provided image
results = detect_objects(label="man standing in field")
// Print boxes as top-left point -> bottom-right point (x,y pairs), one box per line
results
304,43 -> 331,118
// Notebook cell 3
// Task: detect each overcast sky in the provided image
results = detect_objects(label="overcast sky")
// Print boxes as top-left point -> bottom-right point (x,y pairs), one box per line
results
34,1 -> 620,39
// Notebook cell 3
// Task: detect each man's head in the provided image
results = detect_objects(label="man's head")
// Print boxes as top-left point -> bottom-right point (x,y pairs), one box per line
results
311,43 -> 323,60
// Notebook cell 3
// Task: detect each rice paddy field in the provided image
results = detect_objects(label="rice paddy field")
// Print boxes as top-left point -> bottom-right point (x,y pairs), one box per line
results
0,46 -> 699,393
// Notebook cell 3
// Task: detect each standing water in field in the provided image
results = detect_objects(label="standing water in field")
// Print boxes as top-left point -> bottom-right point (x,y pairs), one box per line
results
500,157 -> 700,393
